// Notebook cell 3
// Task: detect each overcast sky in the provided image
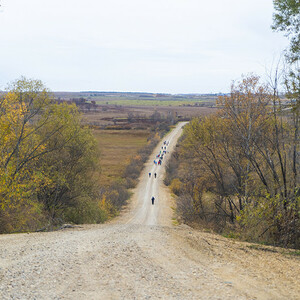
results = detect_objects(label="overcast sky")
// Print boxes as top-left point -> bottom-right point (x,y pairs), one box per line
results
0,0 -> 288,93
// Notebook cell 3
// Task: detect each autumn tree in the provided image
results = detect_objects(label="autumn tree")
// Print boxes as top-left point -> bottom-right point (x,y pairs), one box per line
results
272,0 -> 300,62
175,74 -> 299,247
182,116 -> 239,225
272,0 -> 299,217
0,77 -> 103,232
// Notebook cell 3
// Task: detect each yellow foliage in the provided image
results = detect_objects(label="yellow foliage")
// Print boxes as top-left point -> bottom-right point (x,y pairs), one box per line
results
99,194 -> 116,218
170,178 -> 182,196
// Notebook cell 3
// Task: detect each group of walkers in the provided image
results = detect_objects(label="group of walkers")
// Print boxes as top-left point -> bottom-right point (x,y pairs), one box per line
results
150,140 -> 169,205
149,172 -> 157,178
153,140 -> 169,167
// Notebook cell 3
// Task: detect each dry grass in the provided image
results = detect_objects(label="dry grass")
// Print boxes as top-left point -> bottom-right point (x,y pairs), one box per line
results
81,106 -> 217,126
93,129 -> 150,185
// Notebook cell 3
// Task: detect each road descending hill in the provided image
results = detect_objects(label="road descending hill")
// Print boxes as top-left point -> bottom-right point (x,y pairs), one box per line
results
0,122 -> 299,299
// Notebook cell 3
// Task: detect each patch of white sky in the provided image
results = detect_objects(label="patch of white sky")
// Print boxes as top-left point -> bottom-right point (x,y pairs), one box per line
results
0,0 -> 289,93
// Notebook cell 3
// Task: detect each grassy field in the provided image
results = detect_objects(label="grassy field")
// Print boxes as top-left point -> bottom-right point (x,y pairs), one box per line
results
53,91 -> 218,107
93,129 -> 150,185
81,105 -> 217,128
92,99 -> 210,107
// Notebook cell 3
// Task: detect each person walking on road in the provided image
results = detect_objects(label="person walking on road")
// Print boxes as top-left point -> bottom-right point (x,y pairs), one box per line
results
151,196 -> 155,205
154,173 -> 157,178
149,172 -> 151,178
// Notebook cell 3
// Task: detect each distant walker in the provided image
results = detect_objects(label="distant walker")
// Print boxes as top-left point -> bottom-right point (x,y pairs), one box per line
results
151,196 -> 155,205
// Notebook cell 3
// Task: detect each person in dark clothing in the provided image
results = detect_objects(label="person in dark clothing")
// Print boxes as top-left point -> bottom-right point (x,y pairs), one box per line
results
154,173 -> 157,178
149,172 -> 151,177
151,196 -> 155,205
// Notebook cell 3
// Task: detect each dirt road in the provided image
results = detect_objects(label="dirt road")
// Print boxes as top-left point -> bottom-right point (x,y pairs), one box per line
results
0,122 -> 299,299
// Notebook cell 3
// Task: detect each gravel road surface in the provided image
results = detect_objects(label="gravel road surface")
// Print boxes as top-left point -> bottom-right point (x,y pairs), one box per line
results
0,122 -> 299,299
